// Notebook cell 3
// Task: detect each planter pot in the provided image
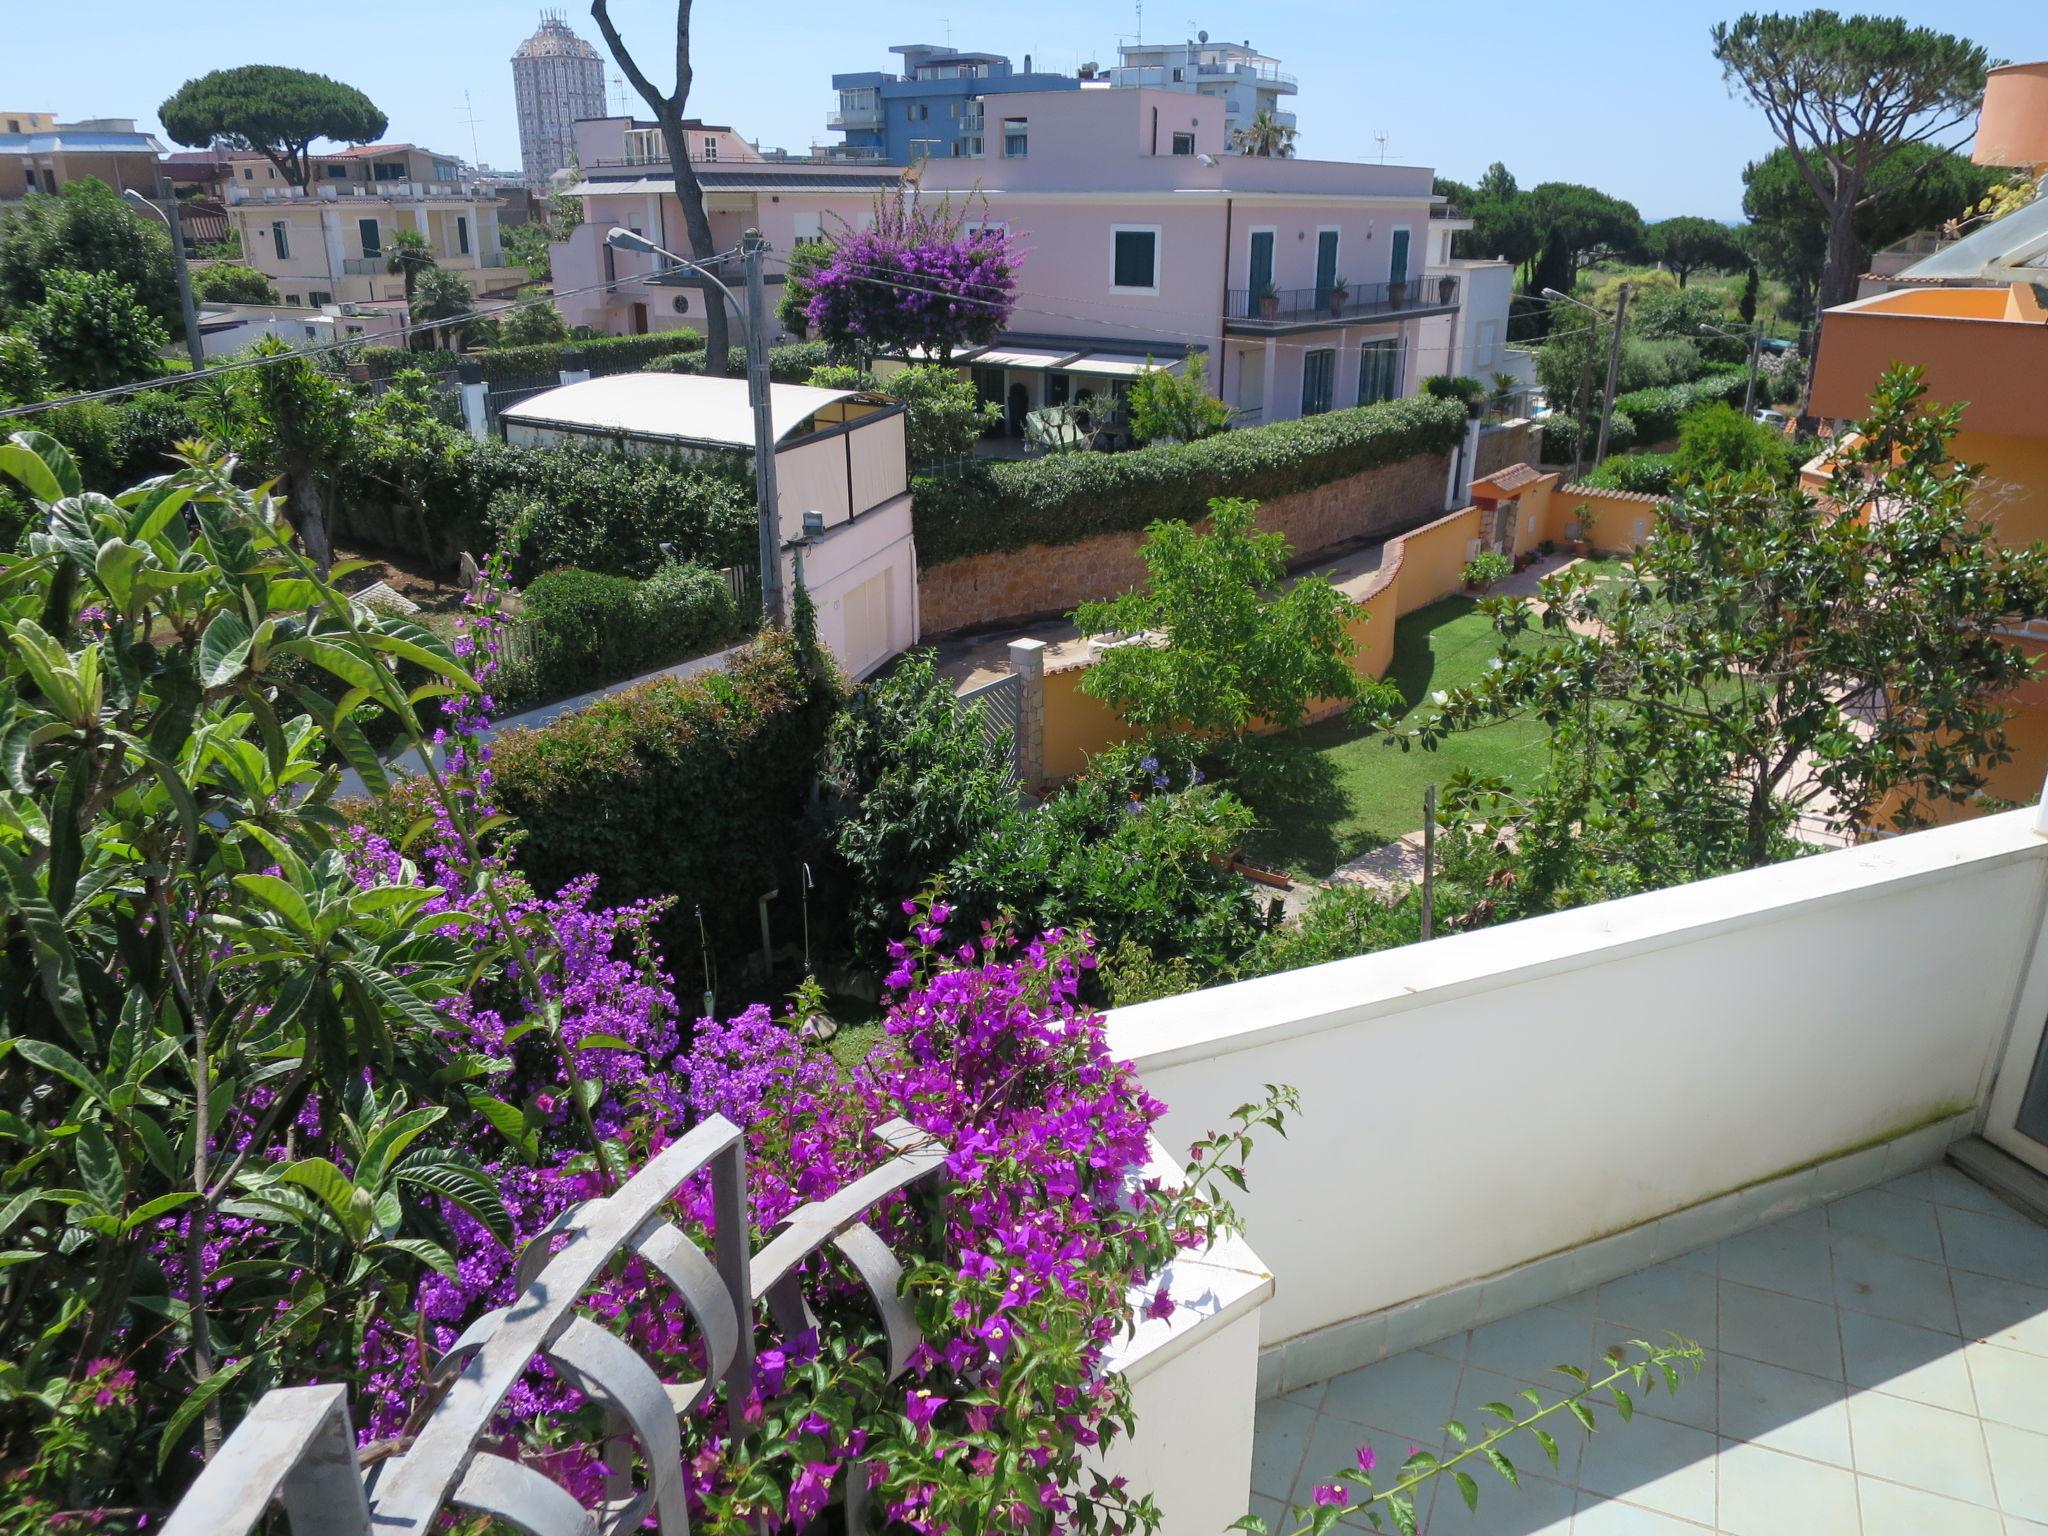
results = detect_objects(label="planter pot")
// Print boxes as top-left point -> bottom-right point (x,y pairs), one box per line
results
1257,296 -> 1280,319
1327,291 -> 1349,318
1389,281 -> 1410,308
1438,275 -> 1457,305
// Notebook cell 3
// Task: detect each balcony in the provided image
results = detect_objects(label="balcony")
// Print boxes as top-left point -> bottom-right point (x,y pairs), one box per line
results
341,255 -> 384,275
1225,273 -> 1460,332
142,785 -> 2048,1535
826,103 -> 883,130
1198,59 -> 1297,87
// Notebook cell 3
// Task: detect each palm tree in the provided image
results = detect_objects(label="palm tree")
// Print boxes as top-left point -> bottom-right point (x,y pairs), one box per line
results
1232,108 -> 1297,158
385,228 -> 437,348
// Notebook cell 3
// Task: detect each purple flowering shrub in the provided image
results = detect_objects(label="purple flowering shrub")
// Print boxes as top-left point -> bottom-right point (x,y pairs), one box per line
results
804,190 -> 1019,361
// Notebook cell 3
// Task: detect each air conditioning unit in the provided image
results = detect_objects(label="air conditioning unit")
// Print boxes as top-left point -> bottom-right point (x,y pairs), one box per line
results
338,303 -> 364,317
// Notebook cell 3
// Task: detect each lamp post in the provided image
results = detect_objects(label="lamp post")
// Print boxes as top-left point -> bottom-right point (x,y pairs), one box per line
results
124,184 -> 204,373
605,225 -> 784,627
1543,283 -> 1630,472
1700,320 -> 1764,418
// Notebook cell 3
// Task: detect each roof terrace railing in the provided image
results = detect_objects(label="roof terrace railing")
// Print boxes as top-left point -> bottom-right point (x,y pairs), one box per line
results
159,1115 -> 949,1536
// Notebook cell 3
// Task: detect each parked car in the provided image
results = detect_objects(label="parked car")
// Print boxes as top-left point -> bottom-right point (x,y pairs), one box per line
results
1754,408 -> 1791,430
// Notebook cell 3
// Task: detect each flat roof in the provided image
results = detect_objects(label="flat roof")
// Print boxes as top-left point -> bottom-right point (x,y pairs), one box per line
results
500,373 -> 886,449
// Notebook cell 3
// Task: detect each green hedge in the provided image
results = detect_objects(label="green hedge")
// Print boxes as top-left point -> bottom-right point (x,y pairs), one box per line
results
498,561 -> 741,712
645,340 -> 835,384
1540,410 -> 1638,469
489,626 -> 839,972
911,394 -> 1466,565
357,329 -> 709,382
1582,451 -> 1675,495
1612,371 -> 1751,445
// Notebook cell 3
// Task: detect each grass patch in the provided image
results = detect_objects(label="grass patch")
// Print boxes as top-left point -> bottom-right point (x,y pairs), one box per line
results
1236,596 -> 1552,879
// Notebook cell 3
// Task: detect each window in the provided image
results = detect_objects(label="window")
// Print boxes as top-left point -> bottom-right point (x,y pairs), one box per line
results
960,136 -> 984,157
309,290 -> 332,306
1473,320 -> 1500,368
701,135 -> 718,161
1358,338 -> 1401,405
326,164 -> 347,179
373,162 -> 405,181
243,166 -> 253,180
1301,348 -> 1336,416
4,121 -> 16,134
1110,225 -> 1159,293
1003,117 -> 1028,157
1171,132 -> 1195,156
792,211 -> 824,246
1388,227 -> 1411,285
456,215 -> 469,255
271,220 -> 289,259
283,293 -> 300,306
1315,229 -> 1340,302
357,217 -> 380,258
1247,228 -> 1274,301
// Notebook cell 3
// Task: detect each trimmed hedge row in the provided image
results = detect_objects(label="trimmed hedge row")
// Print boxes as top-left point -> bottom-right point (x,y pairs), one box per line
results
1612,370 -> 1752,445
358,329 -> 709,383
1540,411 -> 1637,468
489,626 -> 839,971
497,561 -> 742,713
645,341 -> 836,384
911,394 -> 1467,566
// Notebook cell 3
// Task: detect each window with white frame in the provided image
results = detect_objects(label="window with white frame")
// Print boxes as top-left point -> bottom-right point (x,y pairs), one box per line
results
1473,319 -> 1500,368
1003,117 -> 1028,157
1171,131 -> 1195,155
702,135 -> 719,161
791,211 -> 825,246
271,220 -> 289,259
1110,225 -> 1159,293
1358,337 -> 1402,405
1301,347 -> 1336,416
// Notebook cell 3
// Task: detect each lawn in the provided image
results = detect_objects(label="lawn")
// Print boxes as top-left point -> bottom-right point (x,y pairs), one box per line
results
1237,596 -> 1553,879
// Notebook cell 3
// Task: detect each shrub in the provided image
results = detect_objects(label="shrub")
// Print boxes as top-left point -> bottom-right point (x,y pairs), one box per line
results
1422,373 -> 1488,416
1583,451 -> 1677,495
636,557 -> 742,658
1612,370 -> 1751,444
496,561 -> 743,712
0,334 -> 45,405
477,443 -> 756,581
913,394 -> 1466,565
190,262 -> 276,304
496,300 -> 570,347
646,340 -> 835,384
1672,401 -> 1801,484
809,361 -> 998,466
1237,885 -> 1421,978
1463,549 -> 1514,590
1126,349 -> 1232,445
490,626 -> 840,971
355,327 -> 706,382
1540,409 -> 1638,468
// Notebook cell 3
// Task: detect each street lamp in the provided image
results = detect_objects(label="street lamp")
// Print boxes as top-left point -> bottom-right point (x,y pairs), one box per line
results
605,225 -> 784,626
1700,320 -> 1764,418
1543,284 -> 1631,475
124,185 -> 204,372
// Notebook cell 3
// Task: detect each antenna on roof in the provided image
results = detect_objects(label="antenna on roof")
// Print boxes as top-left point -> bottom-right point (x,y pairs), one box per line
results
461,90 -> 483,170
1373,129 -> 1388,164
611,73 -> 627,115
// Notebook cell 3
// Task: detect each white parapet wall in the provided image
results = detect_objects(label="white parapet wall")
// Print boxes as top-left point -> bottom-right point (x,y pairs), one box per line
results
1107,808 -> 2048,1385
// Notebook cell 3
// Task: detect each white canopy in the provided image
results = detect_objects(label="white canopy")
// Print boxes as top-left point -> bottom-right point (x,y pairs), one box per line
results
1060,351 -> 1183,379
500,373 -> 879,450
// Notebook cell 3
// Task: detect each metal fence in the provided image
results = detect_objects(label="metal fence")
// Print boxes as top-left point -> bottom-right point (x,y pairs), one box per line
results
160,1115 -> 950,1536
957,671 -> 1023,785
485,378 -> 560,432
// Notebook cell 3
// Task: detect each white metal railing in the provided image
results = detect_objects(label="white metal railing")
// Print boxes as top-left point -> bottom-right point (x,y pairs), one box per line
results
160,1115 -> 948,1536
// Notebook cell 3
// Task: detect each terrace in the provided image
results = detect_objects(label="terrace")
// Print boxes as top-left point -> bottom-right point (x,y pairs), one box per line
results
161,788 -> 2048,1534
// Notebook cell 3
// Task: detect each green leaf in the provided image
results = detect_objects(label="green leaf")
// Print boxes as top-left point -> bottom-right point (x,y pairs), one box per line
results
158,1357 -> 254,1470
74,1125 -> 125,1215
1568,1401 -> 1596,1432
231,873 -> 314,935
1443,1417 -> 1469,1445
1484,1448 -> 1518,1488
1481,1400 -> 1518,1423
0,1190 -> 42,1240
471,1095 -> 539,1160
122,1190 -> 201,1233
1532,1428 -> 1561,1469
197,611 -> 254,688
1612,1386 -> 1634,1423
573,1032 -> 633,1052
357,1104 -> 444,1191
13,1039 -> 107,1103
1453,1471 -> 1479,1512
377,1235 -> 458,1278
336,961 -> 445,1038
278,1158 -> 367,1242
0,431 -> 82,503
0,843 -> 90,1048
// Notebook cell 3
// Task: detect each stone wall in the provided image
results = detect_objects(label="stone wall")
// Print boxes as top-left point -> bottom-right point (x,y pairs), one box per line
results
919,448 -> 1456,636
1474,418 -> 1541,481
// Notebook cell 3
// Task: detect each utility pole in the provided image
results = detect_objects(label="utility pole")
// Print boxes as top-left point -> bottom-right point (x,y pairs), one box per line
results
126,183 -> 204,372
1743,328 -> 1762,418
1591,280 -> 1630,469
742,228 -> 784,627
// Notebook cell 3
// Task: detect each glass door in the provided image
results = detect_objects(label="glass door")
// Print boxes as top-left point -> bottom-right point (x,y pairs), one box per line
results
1300,349 -> 1335,417
1315,230 -> 1340,309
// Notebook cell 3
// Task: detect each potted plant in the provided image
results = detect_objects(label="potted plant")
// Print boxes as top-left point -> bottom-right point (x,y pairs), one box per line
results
1327,275 -> 1350,317
1255,280 -> 1281,319
1389,272 -> 1411,308
1439,272 -> 1458,305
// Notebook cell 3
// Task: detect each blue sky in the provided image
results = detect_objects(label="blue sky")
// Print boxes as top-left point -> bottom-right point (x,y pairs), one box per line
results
4,0 -> 2036,220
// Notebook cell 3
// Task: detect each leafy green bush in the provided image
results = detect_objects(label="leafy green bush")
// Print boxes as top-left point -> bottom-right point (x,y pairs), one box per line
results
645,340 -> 835,384
1237,885 -> 1421,978
1672,401 -> 1802,485
1582,452 -> 1676,495
1540,410 -> 1638,469
1422,374 -> 1488,416
810,362 -> 999,466
190,262 -> 276,304
636,557 -> 742,657
913,394 -> 1466,565
1463,549 -> 1514,590
109,391 -> 200,485
1611,370 -> 1751,444
356,327 -> 706,382
490,626 -> 840,970
0,334 -> 45,405
499,560 -> 740,712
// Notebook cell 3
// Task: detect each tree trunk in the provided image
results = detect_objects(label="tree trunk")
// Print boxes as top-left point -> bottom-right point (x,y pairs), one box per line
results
1816,199 -> 1865,316
658,118 -> 731,376
292,460 -> 332,577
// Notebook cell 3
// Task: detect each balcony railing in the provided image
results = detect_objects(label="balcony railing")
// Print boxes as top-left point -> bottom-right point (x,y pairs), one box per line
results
341,255 -> 384,275
826,104 -> 883,130
1196,59 -> 1297,86
1225,272 -> 1460,326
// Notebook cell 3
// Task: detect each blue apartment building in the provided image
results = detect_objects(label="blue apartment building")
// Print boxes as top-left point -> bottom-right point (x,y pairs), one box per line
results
827,44 -> 1079,162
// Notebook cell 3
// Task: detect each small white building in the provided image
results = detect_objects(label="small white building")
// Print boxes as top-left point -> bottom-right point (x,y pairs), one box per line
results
500,374 -> 920,679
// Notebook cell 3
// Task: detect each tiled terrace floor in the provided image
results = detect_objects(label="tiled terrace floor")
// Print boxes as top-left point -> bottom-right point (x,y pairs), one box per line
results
1252,1164 -> 2048,1534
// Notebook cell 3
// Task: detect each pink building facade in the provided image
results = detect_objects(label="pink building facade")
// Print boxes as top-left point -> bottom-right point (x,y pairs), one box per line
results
553,117 -> 892,337
907,87 -> 1491,427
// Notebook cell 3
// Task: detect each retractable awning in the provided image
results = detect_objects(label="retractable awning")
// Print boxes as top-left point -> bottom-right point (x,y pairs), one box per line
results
970,346 -> 1077,369
1059,351 -> 1183,379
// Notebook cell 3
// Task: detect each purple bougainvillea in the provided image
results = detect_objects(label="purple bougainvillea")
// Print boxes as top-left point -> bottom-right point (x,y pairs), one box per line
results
804,192 -> 1019,361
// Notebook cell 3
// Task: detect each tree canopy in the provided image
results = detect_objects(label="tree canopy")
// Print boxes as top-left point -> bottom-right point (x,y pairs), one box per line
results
1741,141 -> 2000,319
1644,215 -> 1747,286
1713,10 -> 1992,314
1526,182 -> 1645,296
191,262 -> 276,305
0,177 -> 179,330
159,65 -> 387,188
23,270 -> 167,390
804,191 -> 1017,363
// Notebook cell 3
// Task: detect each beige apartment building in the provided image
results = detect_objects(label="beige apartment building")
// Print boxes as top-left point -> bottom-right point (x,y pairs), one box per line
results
225,143 -> 516,308
0,112 -> 166,201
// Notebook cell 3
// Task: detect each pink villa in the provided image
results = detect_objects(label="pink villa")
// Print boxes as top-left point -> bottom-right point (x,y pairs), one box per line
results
550,90 -> 1513,427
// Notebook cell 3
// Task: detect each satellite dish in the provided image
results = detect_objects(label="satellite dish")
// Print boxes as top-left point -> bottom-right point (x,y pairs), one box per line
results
1198,28 -> 1208,41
